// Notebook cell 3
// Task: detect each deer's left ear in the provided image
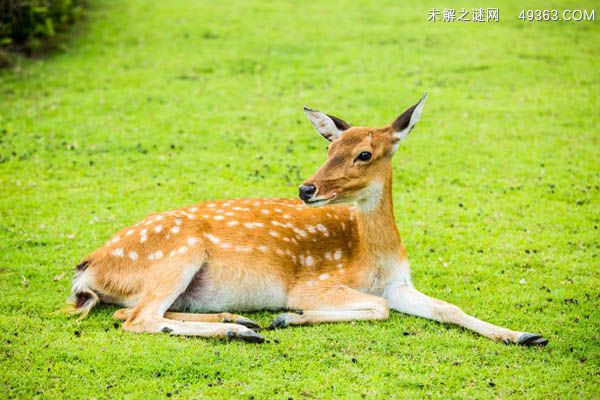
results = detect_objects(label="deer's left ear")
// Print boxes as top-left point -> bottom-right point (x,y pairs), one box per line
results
304,107 -> 351,142
390,93 -> 427,152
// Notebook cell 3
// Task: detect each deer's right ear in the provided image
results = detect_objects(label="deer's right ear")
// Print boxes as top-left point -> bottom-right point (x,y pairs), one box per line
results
303,107 -> 351,142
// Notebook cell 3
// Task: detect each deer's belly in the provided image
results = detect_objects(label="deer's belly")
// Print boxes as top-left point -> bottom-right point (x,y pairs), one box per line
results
170,262 -> 289,312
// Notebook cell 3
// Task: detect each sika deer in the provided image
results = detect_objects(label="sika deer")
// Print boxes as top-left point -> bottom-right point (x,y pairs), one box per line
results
68,94 -> 548,346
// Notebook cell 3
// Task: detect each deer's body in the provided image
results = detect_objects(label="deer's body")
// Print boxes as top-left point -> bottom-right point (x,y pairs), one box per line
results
69,94 -> 547,345
74,196 -> 399,316
78,199 -> 358,311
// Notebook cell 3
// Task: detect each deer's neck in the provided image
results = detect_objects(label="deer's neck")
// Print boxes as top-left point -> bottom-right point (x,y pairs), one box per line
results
355,171 -> 404,261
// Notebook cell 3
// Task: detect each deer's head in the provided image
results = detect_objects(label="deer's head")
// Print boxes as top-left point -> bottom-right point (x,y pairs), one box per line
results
299,94 -> 427,210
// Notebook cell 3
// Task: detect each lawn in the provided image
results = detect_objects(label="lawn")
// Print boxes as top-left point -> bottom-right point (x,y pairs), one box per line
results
0,0 -> 598,398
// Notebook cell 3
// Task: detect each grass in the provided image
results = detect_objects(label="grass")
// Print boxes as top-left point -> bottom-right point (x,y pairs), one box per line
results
0,0 -> 598,398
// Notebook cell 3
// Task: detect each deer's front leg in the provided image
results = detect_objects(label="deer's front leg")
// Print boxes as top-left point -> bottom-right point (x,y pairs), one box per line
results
385,283 -> 548,346
268,284 -> 389,329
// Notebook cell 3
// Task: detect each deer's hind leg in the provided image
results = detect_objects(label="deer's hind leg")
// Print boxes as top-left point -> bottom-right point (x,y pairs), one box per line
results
114,309 -> 261,330
267,283 -> 389,329
121,259 -> 264,342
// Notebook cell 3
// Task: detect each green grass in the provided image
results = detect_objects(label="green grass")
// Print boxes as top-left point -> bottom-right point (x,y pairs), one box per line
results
1,0 -> 598,398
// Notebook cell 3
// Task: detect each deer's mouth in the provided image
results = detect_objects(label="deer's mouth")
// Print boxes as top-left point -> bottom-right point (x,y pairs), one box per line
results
304,194 -> 337,207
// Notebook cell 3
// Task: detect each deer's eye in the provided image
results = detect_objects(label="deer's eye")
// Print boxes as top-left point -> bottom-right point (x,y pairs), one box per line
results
355,151 -> 372,162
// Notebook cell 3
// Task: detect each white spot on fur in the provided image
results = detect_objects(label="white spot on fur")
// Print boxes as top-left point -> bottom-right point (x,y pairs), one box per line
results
140,235 -> 148,243
154,225 -> 163,233
269,230 -> 279,237
178,246 -> 188,254
334,249 -> 342,260
111,248 -> 124,257
189,207 -> 198,212
207,204 -> 216,208
305,256 -> 314,266
307,280 -> 316,287
319,273 -> 330,280
148,250 -> 163,260
225,212 -> 234,216
257,245 -> 269,252
293,227 -> 307,237
203,233 -> 220,244
171,226 -> 180,234
128,251 -> 138,261
126,230 -> 134,236
111,236 -> 120,244
276,249 -> 284,255
235,245 -> 253,252
214,215 -> 224,221
307,225 -> 316,234
316,224 -> 329,236
187,237 -> 198,246
220,243 -> 232,249
324,252 -> 332,260
140,229 -> 148,236
175,218 -> 182,225
261,209 -> 270,214
228,221 -> 239,226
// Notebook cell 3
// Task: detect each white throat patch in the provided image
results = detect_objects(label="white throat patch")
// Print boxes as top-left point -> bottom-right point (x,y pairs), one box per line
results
356,180 -> 384,212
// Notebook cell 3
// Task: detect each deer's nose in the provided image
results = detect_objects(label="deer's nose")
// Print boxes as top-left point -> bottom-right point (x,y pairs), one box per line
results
298,184 -> 317,202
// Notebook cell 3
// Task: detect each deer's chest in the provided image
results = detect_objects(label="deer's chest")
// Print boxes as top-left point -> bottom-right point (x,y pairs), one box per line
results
363,256 -> 412,296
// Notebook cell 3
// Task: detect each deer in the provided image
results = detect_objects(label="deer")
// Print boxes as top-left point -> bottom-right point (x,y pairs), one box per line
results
68,94 -> 548,346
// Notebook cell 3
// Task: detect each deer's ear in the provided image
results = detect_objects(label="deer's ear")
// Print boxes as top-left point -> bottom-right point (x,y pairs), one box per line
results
390,93 -> 427,152
303,107 -> 351,142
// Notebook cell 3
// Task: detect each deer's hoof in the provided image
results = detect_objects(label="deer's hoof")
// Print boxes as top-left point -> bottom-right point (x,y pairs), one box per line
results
235,317 -> 262,331
238,330 -> 265,343
518,333 -> 549,346
267,314 -> 289,330
227,329 -> 265,343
